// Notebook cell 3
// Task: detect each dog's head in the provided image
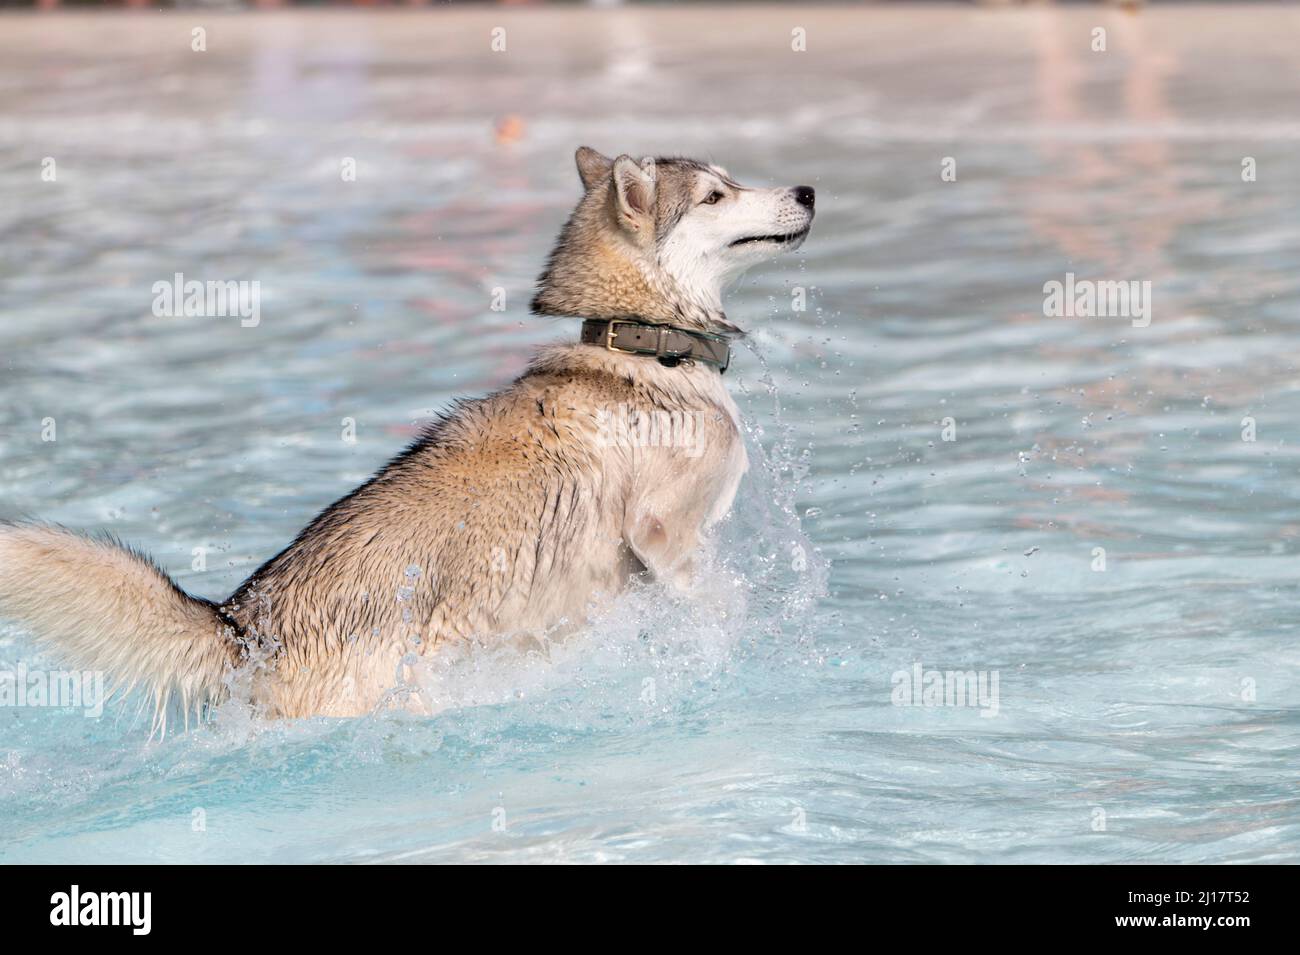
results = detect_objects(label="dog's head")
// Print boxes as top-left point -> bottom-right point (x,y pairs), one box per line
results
532,147 -> 814,331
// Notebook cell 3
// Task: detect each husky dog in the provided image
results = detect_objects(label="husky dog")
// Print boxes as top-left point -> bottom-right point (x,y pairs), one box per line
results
0,148 -> 814,725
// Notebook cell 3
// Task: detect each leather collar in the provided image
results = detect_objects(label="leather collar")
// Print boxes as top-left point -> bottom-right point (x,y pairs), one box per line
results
579,319 -> 731,373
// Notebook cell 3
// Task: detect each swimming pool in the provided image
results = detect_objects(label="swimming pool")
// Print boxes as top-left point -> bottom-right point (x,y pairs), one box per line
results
1,6 -> 1297,863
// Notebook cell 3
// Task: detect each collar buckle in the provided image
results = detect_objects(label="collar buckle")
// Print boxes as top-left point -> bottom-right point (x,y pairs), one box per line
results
586,318 -> 730,374
605,320 -> 638,355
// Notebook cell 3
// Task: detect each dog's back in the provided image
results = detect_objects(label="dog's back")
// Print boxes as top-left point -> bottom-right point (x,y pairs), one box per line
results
223,351 -> 653,715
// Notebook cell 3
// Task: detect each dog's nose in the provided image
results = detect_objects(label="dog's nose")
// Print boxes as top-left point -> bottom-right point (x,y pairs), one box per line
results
793,185 -> 815,210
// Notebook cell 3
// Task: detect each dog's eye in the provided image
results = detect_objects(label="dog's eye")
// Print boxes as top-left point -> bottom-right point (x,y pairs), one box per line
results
701,191 -> 724,205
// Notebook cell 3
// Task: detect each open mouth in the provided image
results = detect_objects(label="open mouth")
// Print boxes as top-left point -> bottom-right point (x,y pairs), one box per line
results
728,226 -> 811,248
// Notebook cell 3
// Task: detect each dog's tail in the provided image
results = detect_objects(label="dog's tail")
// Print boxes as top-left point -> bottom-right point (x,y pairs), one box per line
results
0,522 -> 239,732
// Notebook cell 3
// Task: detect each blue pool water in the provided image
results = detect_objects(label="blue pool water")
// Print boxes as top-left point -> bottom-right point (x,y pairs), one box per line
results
1,7 -> 1298,863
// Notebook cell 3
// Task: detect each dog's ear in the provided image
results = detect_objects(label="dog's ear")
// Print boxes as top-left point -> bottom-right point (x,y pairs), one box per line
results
575,147 -> 613,191
611,155 -> 657,234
